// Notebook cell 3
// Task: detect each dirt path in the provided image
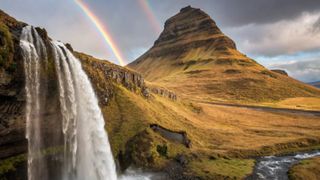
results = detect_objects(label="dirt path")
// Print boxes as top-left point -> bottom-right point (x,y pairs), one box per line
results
198,101 -> 320,117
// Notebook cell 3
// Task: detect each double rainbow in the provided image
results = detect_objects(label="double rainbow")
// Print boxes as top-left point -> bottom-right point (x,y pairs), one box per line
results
138,0 -> 162,34
74,0 -> 126,66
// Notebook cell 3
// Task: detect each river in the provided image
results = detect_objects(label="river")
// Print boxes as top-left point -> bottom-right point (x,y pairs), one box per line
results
248,150 -> 320,180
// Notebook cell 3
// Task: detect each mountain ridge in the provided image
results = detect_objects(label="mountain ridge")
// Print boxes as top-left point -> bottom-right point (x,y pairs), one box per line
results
309,81 -> 320,88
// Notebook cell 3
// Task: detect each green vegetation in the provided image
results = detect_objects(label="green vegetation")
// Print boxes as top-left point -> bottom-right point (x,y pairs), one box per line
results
288,157 -> 320,180
0,154 -> 26,177
103,85 -> 148,155
0,146 -> 63,178
0,22 -> 14,71
188,158 -> 255,179
157,144 -> 168,157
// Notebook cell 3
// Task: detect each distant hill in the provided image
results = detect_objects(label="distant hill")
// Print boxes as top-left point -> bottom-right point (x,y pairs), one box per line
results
128,6 -> 320,103
309,81 -> 320,88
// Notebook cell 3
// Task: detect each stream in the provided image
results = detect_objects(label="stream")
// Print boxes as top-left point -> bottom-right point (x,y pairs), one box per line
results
119,168 -> 167,180
248,150 -> 320,180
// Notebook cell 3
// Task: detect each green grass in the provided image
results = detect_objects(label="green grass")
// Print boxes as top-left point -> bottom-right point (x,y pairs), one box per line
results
188,158 -> 255,179
288,157 -> 320,180
103,85 -> 148,155
0,154 -> 26,177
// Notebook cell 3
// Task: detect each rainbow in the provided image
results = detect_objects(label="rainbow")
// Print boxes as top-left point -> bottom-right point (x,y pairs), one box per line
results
138,0 -> 162,34
74,0 -> 126,66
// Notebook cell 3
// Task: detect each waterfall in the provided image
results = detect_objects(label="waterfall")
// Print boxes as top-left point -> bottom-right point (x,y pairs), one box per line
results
20,26 -> 117,180
51,41 -> 117,180
20,26 -> 48,180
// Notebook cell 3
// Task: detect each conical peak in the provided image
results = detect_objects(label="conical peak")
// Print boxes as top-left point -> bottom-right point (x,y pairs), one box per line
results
180,5 -> 195,12
153,6 -> 235,50
164,6 -> 216,29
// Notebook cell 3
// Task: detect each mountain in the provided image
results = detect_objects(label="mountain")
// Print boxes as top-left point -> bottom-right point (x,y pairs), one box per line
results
309,81 -> 320,88
128,6 -> 320,103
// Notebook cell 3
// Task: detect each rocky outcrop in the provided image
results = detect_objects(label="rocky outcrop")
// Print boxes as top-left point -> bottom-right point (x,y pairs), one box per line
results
150,87 -> 177,101
271,69 -> 288,76
76,52 -> 147,105
77,52 -> 178,102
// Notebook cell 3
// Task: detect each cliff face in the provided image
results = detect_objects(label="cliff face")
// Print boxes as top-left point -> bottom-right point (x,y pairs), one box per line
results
77,52 -> 177,102
128,6 -> 320,103
0,10 -> 27,160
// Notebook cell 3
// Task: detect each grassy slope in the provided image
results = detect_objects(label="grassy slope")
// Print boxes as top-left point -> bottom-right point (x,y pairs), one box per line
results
79,53 -> 320,179
127,9 -> 320,105
288,157 -> 320,180
129,50 -> 320,106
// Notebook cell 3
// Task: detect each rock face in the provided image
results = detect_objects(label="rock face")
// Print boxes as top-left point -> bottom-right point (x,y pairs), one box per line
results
148,6 -> 236,58
0,10 -> 27,160
150,86 -> 177,101
77,52 -> 177,103
78,52 -> 146,103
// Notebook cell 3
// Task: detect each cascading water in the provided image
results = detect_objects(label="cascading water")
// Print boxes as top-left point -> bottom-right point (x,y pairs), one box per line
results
20,25 -> 48,180
20,25 -> 117,180
51,41 -> 117,180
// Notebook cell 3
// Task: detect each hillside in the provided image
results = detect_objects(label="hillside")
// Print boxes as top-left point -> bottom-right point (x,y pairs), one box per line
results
128,6 -> 320,103
78,52 -> 320,179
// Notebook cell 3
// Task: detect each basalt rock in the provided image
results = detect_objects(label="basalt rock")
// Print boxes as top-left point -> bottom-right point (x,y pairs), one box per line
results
271,69 -> 288,76
76,52 -> 148,105
78,52 -> 178,102
150,87 -> 177,101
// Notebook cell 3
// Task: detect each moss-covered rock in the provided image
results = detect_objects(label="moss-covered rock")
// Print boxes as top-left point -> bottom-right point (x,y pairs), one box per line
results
0,22 -> 14,71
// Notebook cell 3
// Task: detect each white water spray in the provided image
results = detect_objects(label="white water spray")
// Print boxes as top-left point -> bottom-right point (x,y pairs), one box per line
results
21,26 -> 117,180
20,26 -> 48,180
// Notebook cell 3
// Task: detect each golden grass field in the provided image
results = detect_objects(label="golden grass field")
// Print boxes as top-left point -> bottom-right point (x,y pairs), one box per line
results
79,52 -> 320,179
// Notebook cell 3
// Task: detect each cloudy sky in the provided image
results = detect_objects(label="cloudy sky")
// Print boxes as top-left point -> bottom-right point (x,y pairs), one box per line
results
1,0 -> 320,82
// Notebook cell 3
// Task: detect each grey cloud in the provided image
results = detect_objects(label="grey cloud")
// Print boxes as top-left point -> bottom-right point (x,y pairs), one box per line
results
206,0 -> 320,27
225,12 -> 320,57
1,0 -> 320,65
271,59 -> 320,82
312,16 -> 320,33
